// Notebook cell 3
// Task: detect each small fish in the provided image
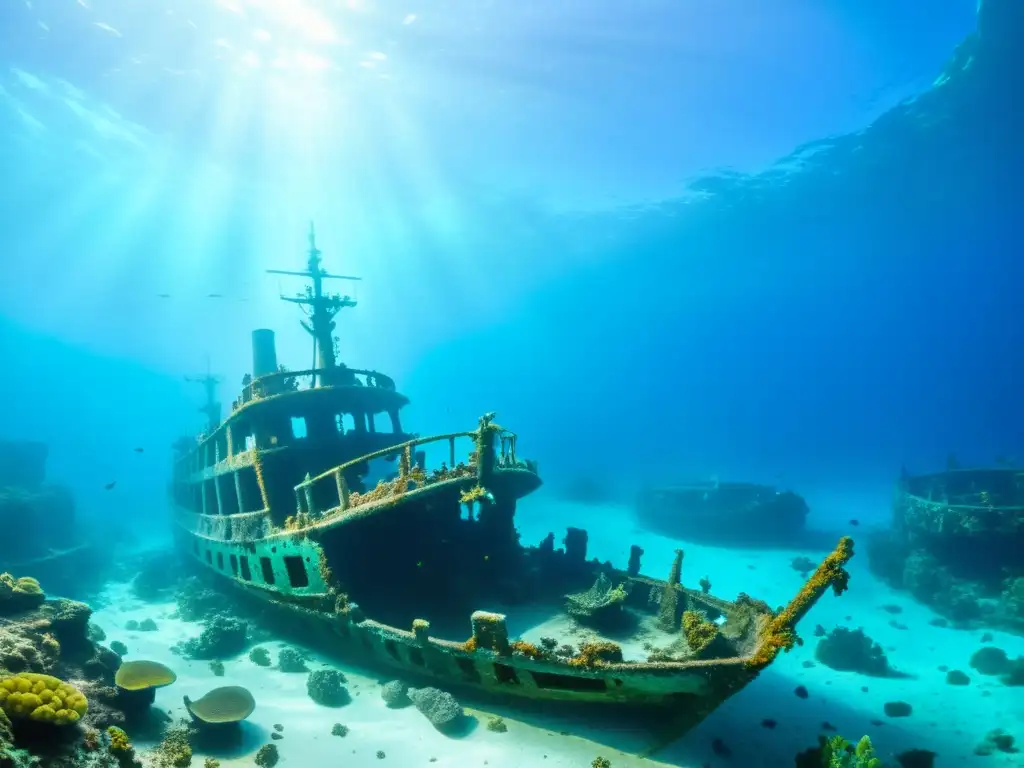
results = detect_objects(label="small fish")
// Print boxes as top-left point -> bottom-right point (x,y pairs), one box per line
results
793,685 -> 809,699
821,721 -> 837,732
848,519 -> 860,526
156,293 -> 171,298
207,293 -> 223,298
760,719 -> 777,729
133,447 -> 144,453
104,481 -> 117,490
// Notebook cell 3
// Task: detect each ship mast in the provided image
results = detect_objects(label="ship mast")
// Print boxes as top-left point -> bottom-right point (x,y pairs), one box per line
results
267,222 -> 361,387
185,359 -> 223,431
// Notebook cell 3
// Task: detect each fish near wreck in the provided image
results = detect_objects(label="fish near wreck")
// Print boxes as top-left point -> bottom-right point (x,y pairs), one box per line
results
169,224 -> 855,750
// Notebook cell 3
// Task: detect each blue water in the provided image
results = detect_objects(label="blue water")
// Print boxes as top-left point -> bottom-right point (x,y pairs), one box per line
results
1,1 -> 1022,766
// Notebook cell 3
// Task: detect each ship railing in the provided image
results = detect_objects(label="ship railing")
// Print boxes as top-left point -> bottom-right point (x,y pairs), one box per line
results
292,431 -> 476,519
291,420 -> 528,519
233,367 -> 396,410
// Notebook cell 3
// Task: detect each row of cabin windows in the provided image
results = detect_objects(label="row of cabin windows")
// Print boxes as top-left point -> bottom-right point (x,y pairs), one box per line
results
194,538 -> 310,589
187,411 -> 397,474
173,466 -> 262,515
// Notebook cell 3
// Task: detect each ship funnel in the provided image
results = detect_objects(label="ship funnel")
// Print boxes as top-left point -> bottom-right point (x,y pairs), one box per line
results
252,329 -> 279,378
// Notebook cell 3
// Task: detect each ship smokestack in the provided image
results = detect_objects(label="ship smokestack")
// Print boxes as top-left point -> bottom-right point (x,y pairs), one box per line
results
252,329 -> 279,378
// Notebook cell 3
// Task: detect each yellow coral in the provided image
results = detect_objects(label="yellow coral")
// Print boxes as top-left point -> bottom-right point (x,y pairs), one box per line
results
107,726 -> 132,752
0,673 -> 88,725
510,641 -> 544,660
13,577 -> 42,596
569,642 -> 623,668
681,611 -> 718,654
459,485 -> 488,505
746,537 -> 854,672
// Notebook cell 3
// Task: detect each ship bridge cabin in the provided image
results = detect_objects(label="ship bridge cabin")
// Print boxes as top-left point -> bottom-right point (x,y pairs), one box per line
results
172,329 -> 418,533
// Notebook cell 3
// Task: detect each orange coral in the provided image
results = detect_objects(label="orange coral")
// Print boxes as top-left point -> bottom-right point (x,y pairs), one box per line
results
746,537 -> 854,672
461,637 -> 478,653
569,642 -> 623,668
510,641 -> 544,660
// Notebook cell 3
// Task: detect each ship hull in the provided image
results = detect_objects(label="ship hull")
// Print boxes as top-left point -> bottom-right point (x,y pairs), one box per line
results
172,520 -> 755,711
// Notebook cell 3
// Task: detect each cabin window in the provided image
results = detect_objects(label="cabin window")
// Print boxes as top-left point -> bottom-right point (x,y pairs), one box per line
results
260,556 -> 276,584
205,550 -> 213,565
336,413 -> 356,434
408,648 -> 425,667
290,417 -> 308,439
220,474 -> 239,515
230,554 -> 239,576
383,640 -> 400,661
245,434 -> 256,451
284,556 -> 309,588
530,671 -> 607,692
193,539 -> 200,555
493,664 -> 519,685
216,552 -> 224,570
239,556 -> 252,581
455,657 -> 481,683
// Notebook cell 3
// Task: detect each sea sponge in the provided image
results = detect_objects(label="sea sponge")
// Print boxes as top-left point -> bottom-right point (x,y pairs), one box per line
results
183,685 -> 256,725
114,660 -> 177,692
0,672 -> 88,725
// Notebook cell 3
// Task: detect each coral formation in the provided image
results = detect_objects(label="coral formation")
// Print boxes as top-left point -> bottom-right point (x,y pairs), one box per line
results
0,575 -> 45,615
681,611 -> 719,656
0,673 -> 88,724
248,647 -> 271,666
973,728 -> 1018,756
968,646 -> 1024,685
148,721 -> 194,768
485,715 -> 507,733
254,743 -> 279,767
569,642 -> 623,668
796,734 -> 883,768
176,617 -> 248,660
276,647 -> 308,673
407,687 -> 464,732
380,680 -> 411,709
815,627 -> 907,678
306,670 -> 350,707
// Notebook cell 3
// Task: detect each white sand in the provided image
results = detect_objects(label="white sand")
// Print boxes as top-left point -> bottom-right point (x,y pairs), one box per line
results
86,496 -> 1023,767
